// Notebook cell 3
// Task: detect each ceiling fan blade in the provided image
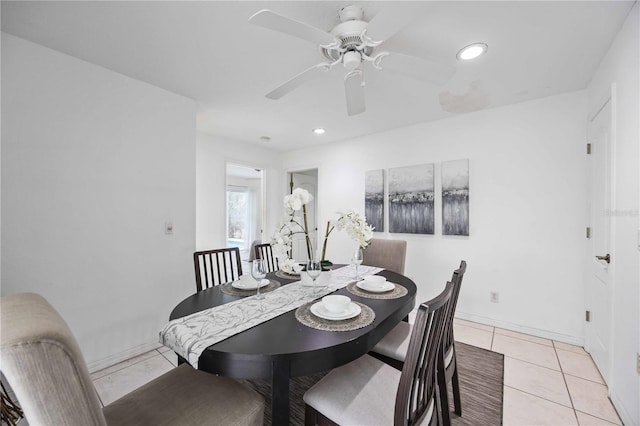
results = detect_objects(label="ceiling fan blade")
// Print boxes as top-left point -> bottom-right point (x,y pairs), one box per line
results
380,52 -> 455,86
248,9 -> 337,46
266,63 -> 331,100
344,69 -> 365,116
365,4 -> 424,43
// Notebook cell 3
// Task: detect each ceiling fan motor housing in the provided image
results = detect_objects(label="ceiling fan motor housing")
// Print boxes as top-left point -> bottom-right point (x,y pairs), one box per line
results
321,19 -> 371,61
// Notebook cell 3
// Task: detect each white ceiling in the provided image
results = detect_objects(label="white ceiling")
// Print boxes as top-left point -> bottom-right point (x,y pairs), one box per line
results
1,1 -> 634,151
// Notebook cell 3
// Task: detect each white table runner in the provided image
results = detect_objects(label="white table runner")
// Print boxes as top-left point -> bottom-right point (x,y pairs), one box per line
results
159,264 -> 382,367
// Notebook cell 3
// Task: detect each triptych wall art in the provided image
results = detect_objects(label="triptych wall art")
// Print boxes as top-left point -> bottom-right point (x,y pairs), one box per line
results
365,160 -> 469,236
365,169 -> 384,232
441,159 -> 469,236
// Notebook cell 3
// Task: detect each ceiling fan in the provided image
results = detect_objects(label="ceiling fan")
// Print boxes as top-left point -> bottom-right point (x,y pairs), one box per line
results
248,5 -> 455,116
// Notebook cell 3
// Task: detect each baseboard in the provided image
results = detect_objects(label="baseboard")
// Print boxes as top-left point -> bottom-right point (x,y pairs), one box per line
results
456,311 -> 584,347
610,389 -> 636,426
87,340 -> 163,373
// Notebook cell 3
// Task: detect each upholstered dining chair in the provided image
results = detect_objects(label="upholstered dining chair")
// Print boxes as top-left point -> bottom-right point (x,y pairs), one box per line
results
303,281 -> 453,426
362,238 -> 407,274
193,247 -> 243,292
0,292 -> 265,426
254,243 -> 279,273
370,260 -> 467,424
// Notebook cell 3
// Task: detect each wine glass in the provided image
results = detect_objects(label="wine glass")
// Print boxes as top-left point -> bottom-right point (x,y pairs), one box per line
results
306,259 -> 322,296
351,247 -> 364,280
251,259 -> 267,300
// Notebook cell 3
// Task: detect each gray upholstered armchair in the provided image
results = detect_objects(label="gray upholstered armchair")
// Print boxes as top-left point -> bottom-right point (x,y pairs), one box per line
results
0,292 -> 265,426
362,238 -> 407,274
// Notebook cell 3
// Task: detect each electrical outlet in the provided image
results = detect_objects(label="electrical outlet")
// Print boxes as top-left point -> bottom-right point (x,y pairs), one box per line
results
165,221 -> 174,235
490,292 -> 499,303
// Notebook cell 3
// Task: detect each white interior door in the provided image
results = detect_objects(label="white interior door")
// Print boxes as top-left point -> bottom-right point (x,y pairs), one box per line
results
290,171 -> 318,262
585,97 -> 613,383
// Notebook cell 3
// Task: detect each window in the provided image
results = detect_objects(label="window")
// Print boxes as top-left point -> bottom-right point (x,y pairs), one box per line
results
227,188 -> 249,249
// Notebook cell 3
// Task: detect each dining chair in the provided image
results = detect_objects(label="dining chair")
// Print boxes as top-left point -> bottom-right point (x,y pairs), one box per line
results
0,292 -> 265,426
254,243 -> 279,273
193,247 -> 243,292
362,238 -> 407,274
370,260 -> 467,424
303,281 -> 453,426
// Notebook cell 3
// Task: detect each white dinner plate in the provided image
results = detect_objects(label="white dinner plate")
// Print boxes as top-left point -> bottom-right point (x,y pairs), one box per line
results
232,278 -> 270,290
310,302 -> 361,321
356,280 -> 395,293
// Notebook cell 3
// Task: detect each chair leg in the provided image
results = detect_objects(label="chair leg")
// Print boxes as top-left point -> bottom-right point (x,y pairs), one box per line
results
451,364 -> 462,416
437,369 -> 451,426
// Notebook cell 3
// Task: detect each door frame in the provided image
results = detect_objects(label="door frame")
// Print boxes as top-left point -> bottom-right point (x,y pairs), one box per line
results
285,165 -> 321,261
225,161 -> 266,252
584,83 -> 617,385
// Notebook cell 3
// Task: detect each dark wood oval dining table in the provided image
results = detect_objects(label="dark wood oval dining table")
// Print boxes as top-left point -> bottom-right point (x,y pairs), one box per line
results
169,266 -> 416,426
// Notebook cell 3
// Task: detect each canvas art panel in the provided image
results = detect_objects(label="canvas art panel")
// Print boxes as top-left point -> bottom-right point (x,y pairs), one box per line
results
388,164 -> 435,234
365,169 -> 384,232
442,159 -> 469,236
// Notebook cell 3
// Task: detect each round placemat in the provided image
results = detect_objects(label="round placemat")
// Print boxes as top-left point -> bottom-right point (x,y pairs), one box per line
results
275,270 -> 303,280
295,301 -> 375,332
219,279 -> 281,297
346,282 -> 408,300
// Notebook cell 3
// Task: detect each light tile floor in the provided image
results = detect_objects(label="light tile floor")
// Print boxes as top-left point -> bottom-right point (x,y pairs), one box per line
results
83,319 -> 621,425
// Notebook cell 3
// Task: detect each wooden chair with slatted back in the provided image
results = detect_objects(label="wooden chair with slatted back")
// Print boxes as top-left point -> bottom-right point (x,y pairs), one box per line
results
303,281 -> 453,426
193,247 -> 243,292
437,260 -> 467,424
254,243 -> 279,273
369,260 -> 467,424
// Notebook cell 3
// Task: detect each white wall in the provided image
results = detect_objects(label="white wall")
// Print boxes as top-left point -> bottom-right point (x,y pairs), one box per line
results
284,91 -> 588,343
586,4 -> 639,424
196,133 -> 283,251
1,34 -> 197,370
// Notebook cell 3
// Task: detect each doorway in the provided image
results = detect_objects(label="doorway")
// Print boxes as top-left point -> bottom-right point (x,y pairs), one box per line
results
585,93 -> 614,384
288,169 -> 318,262
226,163 -> 264,263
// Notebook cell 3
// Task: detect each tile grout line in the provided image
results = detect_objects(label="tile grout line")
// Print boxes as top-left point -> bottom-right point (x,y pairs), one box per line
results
159,349 -> 177,367
552,341 -> 580,425
490,327 -> 504,350
503,353 -> 564,373
503,384 -> 575,411
495,331 -> 555,349
574,409 -> 620,426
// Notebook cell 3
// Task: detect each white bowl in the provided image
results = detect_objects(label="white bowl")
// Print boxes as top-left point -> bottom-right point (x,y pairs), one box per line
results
364,275 -> 387,288
322,295 -> 351,314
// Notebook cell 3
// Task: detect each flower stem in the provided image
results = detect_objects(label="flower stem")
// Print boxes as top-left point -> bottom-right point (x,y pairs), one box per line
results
321,221 -> 332,261
302,205 -> 312,260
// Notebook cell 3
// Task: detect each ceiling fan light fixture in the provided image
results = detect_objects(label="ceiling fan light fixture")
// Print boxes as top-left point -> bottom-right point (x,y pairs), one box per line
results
457,43 -> 488,61
312,128 -> 326,135
343,50 -> 362,70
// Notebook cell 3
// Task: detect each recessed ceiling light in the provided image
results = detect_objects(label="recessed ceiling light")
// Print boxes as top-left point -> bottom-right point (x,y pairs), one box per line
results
312,128 -> 326,135
457,43 -> 488,61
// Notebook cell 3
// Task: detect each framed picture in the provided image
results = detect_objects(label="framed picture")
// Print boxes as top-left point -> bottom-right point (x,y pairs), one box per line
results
442,159 -> 469,236
388,164 -> 434,234
365,169 -> 384,232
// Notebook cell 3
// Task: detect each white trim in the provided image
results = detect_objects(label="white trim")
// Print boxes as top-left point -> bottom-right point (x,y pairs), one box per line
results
456,311 -> 584,346
610,389 -> 632,426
